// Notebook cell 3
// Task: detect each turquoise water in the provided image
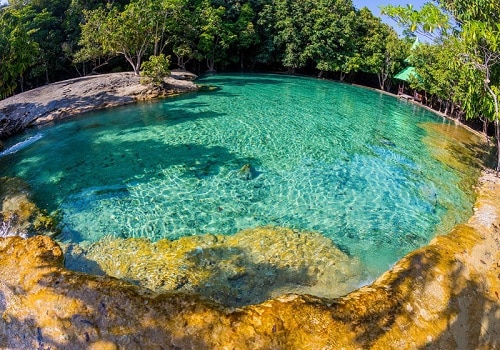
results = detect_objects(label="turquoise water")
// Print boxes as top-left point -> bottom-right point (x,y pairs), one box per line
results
0,74 -> 476,275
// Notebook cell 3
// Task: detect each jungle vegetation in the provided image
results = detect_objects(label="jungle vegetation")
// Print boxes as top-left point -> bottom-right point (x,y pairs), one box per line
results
383,0 -> 500,170
0,0 -> 409,96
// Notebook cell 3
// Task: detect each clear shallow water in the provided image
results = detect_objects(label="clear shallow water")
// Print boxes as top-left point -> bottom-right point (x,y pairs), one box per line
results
0,74 -> 478,276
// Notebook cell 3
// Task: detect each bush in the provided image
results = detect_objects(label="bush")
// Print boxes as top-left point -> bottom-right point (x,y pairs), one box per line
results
140,54 -> 171,86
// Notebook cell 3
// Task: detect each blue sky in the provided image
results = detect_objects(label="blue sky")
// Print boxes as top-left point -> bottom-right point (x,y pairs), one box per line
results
352,0 -> 428,34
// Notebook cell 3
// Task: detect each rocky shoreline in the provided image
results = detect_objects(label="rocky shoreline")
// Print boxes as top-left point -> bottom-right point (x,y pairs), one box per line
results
0,170 -> 498,349
0,73 -> 498,348
0,70 -> 198,140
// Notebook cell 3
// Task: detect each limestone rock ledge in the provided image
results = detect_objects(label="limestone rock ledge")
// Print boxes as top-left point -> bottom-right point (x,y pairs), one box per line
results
0,171 -> 499,349
0,71 -> 199,139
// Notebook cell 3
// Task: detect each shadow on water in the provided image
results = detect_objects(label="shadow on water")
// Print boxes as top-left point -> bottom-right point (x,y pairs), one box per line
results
182,245 -> 315,307
0,90 -> 138,139
1,102 -> 263,206
198,77 -> 285,87
72,99 -> 223,130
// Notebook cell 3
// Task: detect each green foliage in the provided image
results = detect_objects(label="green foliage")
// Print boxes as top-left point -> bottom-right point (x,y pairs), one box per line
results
0,6 -> 39,98
383,0 -> 500,170
2,0 -> 413,86
140,54 -> 171,86
439,0 -> 499,24
408,38 -> 461,100
381,3 -> 450,39
76,0 -> 167,75
306,0 -> 357,77
351,7 -> 408,89
0,0 -> 422,96
272,0 -> 312,71
197,0 -> 235,71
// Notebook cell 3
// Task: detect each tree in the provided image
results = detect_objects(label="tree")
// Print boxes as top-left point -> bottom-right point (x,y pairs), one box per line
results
460,21 -> 500,171
378,32 -> 410,91
140,53 -> 171,86
30,9 -> 65,84
382,1 -> 500,172
197,0 -> 236,72
0,6 -> 39,98
381,3 -> 450,40
8,0 -> 76,85
254,2 -> 279,68
167,0 -> 200,70
409,38 -> 464,115
354,7 -> 408,90
304,0 -> 357,79
77,0 -> 160,75
74,6 -> 115,74
272,0 -> 312,72
233,2 -> 259,69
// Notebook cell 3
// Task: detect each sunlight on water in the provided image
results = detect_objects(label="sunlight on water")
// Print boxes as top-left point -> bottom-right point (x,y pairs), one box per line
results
0,73 -> 483,277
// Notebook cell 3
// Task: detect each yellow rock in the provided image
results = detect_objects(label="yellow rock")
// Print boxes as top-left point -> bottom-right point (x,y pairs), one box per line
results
0,171 -> 499,349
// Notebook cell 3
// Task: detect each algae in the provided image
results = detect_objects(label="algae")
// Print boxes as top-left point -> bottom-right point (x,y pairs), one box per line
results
0,177 -> 59,238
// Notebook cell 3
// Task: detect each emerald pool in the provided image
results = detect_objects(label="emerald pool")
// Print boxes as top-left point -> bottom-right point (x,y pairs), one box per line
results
0,73 -> 482,277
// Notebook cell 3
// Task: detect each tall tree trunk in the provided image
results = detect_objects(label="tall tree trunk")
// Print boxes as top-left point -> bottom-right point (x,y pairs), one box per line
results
206,57 -> 215,72
481,116 -> 489,135
484,79 -> 499,172
44,62 -> 49,85
136,54 -> 142,75
495,119 -> 500,173
176,54 -> 185,70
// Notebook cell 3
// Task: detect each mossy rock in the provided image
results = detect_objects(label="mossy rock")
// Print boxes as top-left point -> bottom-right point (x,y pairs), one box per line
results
0,177 -> 59,238
197,85 -> 220,92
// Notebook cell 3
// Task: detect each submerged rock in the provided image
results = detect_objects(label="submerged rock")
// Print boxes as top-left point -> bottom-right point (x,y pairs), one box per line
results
64,227 -> 365,307
237,163 -> 256,180
0,177 -> 58,238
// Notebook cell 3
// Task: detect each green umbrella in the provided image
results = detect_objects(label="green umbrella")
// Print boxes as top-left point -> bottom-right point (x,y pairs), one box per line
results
394,66 -> 421,82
